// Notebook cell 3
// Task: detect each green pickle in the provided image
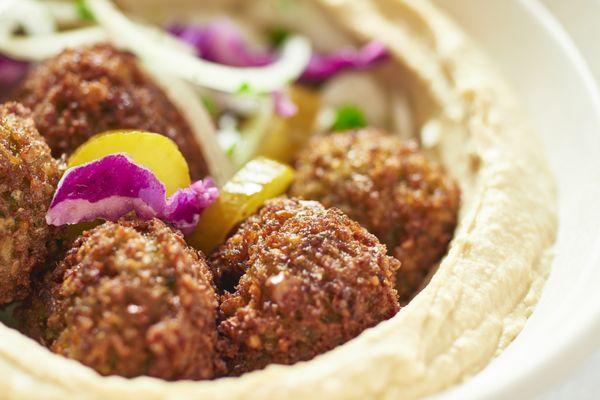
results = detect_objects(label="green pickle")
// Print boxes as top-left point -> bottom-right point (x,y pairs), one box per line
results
188,157 -> 295,253
257,85 -> 320,163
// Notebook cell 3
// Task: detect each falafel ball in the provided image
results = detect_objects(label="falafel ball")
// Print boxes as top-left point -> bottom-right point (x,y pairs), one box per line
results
211,198 -> 400,375
0,102 -> 61,304
290,129 -> 460,302
15,44 -> 208,178
19,219 -> 220,380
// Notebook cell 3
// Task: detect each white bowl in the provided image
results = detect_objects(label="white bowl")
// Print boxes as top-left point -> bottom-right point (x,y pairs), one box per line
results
541,0 -> 600,85
429,0 -> 600,399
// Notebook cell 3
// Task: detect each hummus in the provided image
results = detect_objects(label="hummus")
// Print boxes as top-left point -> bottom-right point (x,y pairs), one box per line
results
0,0 -> 557,399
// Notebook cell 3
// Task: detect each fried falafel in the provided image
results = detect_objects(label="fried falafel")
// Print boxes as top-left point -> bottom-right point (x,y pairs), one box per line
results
0,102 -> 61,304
290,129 -> 460,302
211,198 -> 400,375
19,219 -> 220,380
15,44 -> 208,178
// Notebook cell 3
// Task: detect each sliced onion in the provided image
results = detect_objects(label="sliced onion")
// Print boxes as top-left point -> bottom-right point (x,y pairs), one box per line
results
144,64 -> 236,186
168,21 -> 273,67
0,26 -> 107,61
85,0 -> 312,93
231,96 -> 275,168
301,41 -> 389,83
138,24 -> 197,55
0,0 -> 56,37
0,0 -> 97,90
47,154 -> 219,234
162,179 -> 219,233
168,21 -> 389,84
44,1 -> 83,26
0,0 -> 190,62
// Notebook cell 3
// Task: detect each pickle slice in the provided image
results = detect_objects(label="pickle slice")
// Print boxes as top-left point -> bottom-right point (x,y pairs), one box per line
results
188,157 -> 294,253
257,85 -> 320,163
68,130 -> 191,196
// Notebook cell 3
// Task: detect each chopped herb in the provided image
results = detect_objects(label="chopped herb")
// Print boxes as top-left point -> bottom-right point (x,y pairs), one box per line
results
269,27 -> 291,48
75,0 -> 95,22
237,82 -> 252,95
331,105 -> 367,132
226,142 -> 237,157
201,96 -> 218,117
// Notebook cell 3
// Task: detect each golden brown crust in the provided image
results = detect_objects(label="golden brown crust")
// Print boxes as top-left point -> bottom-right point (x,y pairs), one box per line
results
210,198 -> 400,375
18,219 -> 220,381
0,102 -> 61,304
15,44 -> 208,179
290,129 -> 460,302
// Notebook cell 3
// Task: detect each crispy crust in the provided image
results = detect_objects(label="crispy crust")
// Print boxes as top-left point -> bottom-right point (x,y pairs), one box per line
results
18,219 -> 220,381
290,129 -> 460,302
211,198 -> 400,375
15,44 -> 208,179
0,102 -> 61,304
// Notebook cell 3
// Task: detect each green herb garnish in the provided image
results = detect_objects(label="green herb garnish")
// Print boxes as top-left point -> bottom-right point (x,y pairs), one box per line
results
332,105 -> 367,132
75,0 -> 95,22
226,142 -> 237,157
236,82 -> 253,95
201,96 -> 218,117
269,27 -> 291,48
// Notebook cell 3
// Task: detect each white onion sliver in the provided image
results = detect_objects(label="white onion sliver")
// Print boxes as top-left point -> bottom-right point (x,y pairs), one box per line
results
231,96 -> 275,168
136,24 -> 196,55
144,64 -> 235,186
0,0 -> 56,37
0,26 -> 107,61
85,0 -> 312,93
45,1 -> 84,26
0,0 -> 192,61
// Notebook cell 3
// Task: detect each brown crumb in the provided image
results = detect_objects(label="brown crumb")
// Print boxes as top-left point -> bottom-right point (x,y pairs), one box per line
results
290,129 -> 460,302
0,102 -> 61,304
18,219 -> 221,380
210,198 -> 400,376
15,44 -> 207,179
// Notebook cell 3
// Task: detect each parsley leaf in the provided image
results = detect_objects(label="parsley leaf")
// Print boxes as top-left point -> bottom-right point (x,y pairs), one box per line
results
75,0 -> 95,22
201,96 -> 218,117
331,105 -> 367,131
269,27 -> 290,48
226,142 -> 237,157
236,82 -> 252,95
